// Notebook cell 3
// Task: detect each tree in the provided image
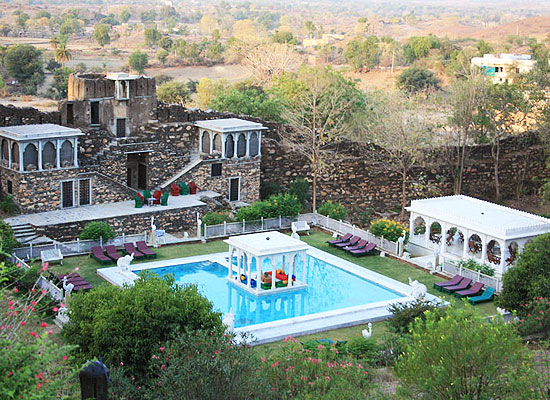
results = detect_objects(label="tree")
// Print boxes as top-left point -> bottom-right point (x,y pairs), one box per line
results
195,77 -> 228,109
144,27 -> 162,48
303,20 -> 316,38
128,50 -> 148,74
476,39 -> 493,56
54,43 -> 71,68
403,35 -> 441,63
4,45 -> 44,94
210,83 -> 282,121
395,305 -> 539,400
50,67 -> 72,99
354,91 -> 437,219
140,10 -> 157,23
92,23 -> 111,47
241,43 -> 301,86
446,70 -> 489,194
0,221 -> 18,254
476,82 -> 530,200
344,36 -> 380,71
49,35 -> 59,50
397,66 -> 441,93
276,66 -> 366,212
119,7 -> 131,23
63,273 -> 222,379
156,80 -> 190,105
497,233 -> 550,312
271,30 -> 296,44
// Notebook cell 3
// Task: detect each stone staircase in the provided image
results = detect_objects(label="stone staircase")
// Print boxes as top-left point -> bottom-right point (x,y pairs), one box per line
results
9,223 -> 54,246
160,153 -> 202,189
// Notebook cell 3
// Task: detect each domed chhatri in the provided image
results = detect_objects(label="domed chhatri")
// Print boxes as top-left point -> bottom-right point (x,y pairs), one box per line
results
224,231 -> 309,296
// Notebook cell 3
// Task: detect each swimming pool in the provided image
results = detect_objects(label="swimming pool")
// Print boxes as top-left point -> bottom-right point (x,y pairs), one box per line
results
134,254 -> 403,328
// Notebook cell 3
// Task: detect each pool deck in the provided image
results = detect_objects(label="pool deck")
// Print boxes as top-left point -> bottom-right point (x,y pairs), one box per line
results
97,246 -> 443,345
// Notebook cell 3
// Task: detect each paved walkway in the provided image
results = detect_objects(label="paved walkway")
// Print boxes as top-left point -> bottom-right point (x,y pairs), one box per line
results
5,191 -> 220,227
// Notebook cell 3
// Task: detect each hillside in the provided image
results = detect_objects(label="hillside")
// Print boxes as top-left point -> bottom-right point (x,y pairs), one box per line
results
471,15 -> 550,40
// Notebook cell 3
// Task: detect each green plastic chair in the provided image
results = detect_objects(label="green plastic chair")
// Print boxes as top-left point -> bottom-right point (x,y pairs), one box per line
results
160,192 -> 169,206
179,182 -> 189,195
143,190 -> 152,203
134,194 -> 143,208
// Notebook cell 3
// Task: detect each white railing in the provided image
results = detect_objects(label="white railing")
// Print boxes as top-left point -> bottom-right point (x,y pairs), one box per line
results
203,214 -> 316,239
12,232 -> 148,260
441,259 -> 502,291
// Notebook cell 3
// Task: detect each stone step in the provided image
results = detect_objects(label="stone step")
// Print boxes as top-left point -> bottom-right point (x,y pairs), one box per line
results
13,228 -> 35,235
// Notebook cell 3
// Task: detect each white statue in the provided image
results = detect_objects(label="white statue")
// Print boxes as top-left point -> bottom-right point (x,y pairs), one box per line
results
118,253 -> 134,272
408,277 -> 428,299
222,307 -> 235,332
433,247 -> 440,268
361,322 -> 373,339
290,224 -> 300,240
397,230 -> 407,257
62,276 -> 74,306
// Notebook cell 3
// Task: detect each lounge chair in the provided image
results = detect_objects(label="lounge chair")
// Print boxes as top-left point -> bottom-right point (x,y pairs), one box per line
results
57,273 -> 94,292
327,233 -> 353,246
91,246 -> 112,265
468,287 -> 496,304
454,281 -> 484,298
334,236 -> 361,248
160,192 -> 169,206
344,239 -> 368,252
349,242 -> 376,256
433,274 -> 464,291
105,245 -> 123,261
136,241 -> 157,259
441,277 -> 472,294
124,243 -> 145,259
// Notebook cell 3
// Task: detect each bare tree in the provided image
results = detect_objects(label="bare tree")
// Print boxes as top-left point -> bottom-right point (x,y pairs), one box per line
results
242,43 -> 301,86
280,66 -> 366,212
353,91 -> 439,220
446,69 -> 488,195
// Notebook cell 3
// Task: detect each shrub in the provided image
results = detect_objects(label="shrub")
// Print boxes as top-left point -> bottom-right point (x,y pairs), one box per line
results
258,338 -> 377,399
0,195 -> 17,215
395,305 -> 539,400
111,330 -> 270,399
369,219 -> 409,242
317,200 -> 348,220
233,201 -> 264,221
260,181 -> 281,200
387,297 -> 441,335
344,337 -> 381,365
517,297 -> 550,339
234,193 -> 302,221
288,177 -> 310,206
79,221 -> 116,241
0,221 -> 19,255
63,273 -> 222,380
202,210 -> 234,226
457,258 -> 495,276
497,233 -> 550,312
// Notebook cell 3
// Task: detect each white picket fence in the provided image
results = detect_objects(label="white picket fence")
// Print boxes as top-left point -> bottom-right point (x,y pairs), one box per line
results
442,259 -> 503,291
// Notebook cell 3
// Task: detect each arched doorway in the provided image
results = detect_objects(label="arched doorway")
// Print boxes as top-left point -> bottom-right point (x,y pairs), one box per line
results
429,222 -> 442,244
468,234 -> 482,259
486,240 -> 501,265
413,216 -> 426,238
23,144 -> 38,171
445,227 -> 464,257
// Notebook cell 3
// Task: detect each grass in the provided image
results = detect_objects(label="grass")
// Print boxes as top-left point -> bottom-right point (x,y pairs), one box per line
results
47,229 -> 498,344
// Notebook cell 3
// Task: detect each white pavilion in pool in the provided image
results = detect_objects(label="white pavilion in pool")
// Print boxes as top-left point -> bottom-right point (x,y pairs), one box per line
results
406,195 -> 550,277
224,231 -> 309,296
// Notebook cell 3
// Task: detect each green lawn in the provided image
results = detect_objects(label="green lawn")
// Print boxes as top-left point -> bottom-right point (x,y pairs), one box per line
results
48,229 -> 498,344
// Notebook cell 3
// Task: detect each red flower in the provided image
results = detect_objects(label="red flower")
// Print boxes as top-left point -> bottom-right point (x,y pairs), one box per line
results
159,347 -> 165,352
13,288 -> 18,293
62,356 -> 68,361
52,307 -> 59,312
8,300 -> 13,306
20,321 -> 26,326
40,322 -> 48,328
30,331 -> 37,337
31,301 -> 37,306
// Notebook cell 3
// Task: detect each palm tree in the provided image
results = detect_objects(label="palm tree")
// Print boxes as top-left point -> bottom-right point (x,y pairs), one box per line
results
55,44 -> 71,68
50,36 -> 59,50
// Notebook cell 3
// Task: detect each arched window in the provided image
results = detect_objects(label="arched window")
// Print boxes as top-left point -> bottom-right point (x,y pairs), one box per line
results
11,143 -> 19,168
468,234 -> 482,258
249,132 -> 259,156
201,131 -> 210,153
23,143 -> 38,171
413,216 -> 426,236
1,139 -> 8,161
236,133 -> 246,157
429,222 -> 441,244
60,140 -> 74,167
487,240 -> 501,265
42,141 -> 56,169
213,134 -> 222,153
225,135 -> 234,158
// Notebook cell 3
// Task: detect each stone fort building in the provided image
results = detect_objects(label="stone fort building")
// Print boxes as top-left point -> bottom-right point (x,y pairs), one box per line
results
0,73 -> 265,229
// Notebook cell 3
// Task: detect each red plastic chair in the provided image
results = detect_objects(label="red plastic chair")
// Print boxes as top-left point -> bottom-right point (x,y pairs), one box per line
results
170,183 -> 180,196
188,181 -> 197,195
153,190 -> 162,205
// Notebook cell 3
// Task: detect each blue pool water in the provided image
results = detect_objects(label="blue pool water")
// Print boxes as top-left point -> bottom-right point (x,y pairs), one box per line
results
134,256 -> 403,328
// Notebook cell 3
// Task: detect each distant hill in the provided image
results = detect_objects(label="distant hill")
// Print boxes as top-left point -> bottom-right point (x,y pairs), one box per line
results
471,16 -> 550,40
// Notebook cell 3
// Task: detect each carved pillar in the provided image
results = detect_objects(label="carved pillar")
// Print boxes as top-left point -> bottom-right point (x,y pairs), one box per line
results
56,139 -> 61,169
74,138 -> 79,167
37,141 -> 42,171
245,132 -> 250,157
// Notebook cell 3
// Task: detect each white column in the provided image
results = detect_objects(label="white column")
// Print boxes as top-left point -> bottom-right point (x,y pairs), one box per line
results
258,131 -> 262,156
409,214 -> 414,239
209,132 -> 214,155
481,235 -> 488,264
222,135 -> 227,158
37,141 -> 42,171
227,246 -> 233,278
245,132 -> 251,157
424,218 -> 431,247
7,140 -> 11,167
199,130 -> 203,154
301,252 -> 306,284
439,222 -> 447,256
289,253 -> 294,287
56,139 -> 61,169
74,138 -> 79,167
499,240 -> 506,276
462,229 -> 470,259
271,257 -> 276,290
237,249 -> 242,278
247,255 -> 252,288
232,134 -> 238,160
256,256 -> 262,293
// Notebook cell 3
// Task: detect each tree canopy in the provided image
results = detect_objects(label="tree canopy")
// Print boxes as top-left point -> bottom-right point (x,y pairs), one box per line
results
344,36 -> 380,71
4,44 -> 44,94
397,65 -> 441,93
156,80 -> 190,105
92,23 -> 111,47
128,50 -> 148,74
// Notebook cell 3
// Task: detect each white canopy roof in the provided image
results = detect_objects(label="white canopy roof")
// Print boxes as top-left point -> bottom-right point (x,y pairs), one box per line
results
0,124 -> 84,141
194,118 -> 267,133
406,195 -> 550,240
224,231 -> 308,257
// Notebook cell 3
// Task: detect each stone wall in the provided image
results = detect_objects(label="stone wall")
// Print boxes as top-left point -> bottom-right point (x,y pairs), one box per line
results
0,104 -> 60,126
35,203 -> 210,241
